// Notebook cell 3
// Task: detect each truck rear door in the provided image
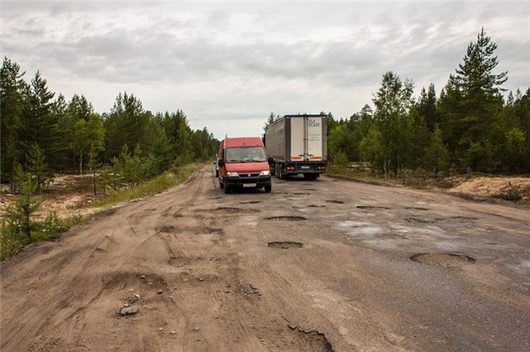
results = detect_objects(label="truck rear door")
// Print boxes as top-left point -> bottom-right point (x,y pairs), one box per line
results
290,117 -> 305,161
306,116 -> 323,161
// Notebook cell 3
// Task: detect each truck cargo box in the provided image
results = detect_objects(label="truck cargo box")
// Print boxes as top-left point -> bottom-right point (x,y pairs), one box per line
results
264,114 -> 327,179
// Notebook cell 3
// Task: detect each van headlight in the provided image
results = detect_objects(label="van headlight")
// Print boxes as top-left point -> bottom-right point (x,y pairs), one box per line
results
227,172 -> 239,177
259,170 -> 270,176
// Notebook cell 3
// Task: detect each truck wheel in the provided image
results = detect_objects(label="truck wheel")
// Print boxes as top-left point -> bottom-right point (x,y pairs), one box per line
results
264,185 -> 272,193
276,164 -> 283,179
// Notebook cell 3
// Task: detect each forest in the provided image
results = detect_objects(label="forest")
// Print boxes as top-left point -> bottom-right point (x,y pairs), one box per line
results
324,29 -> 529,176
1,58 -> 219,190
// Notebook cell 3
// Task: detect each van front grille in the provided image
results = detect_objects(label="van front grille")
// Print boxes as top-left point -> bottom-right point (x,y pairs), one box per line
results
239,173 -> 260,178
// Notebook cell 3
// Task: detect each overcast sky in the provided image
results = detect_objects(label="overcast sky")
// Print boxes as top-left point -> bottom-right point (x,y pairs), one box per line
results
2,0 -> 529,138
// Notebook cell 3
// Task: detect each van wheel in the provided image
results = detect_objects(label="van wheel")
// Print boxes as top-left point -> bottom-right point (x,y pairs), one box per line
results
219,181 -> 224,189
224,185 -> 230,194
264,185 -> 272,193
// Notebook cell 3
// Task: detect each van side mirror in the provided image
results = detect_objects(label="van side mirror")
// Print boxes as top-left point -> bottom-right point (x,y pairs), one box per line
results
218,159 -> 225,167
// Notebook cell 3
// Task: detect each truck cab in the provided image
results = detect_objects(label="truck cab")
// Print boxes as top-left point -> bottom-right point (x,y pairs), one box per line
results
217,137 -> 272,193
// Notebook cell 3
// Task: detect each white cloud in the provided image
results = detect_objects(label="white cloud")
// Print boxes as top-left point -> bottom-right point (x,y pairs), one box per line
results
2,1 -> 529,138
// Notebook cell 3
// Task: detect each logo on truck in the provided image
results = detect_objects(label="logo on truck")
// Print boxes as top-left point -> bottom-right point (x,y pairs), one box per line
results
308,119 -> 320,128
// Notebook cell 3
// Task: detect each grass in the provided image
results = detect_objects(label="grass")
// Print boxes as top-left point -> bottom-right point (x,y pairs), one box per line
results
1,212 -> 85,261
90,163 -> 200,208
1,163 -> 202,261
326,165 -> 454,189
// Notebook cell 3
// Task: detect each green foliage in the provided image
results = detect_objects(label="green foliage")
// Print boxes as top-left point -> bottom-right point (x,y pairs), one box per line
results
327,29 -> 529,176
1,211 -> 83,261
92,164 -> 200,208
333,151 -> 349,168
359,127 -> 384,168
423,128 -> 449,175
3,173 -> 40,243
26,143 -> 51,193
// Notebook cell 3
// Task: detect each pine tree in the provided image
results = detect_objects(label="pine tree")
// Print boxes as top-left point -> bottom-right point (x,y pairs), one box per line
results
423,128 -> 449,175
1,57 -> 28,183
20,71 -> 56,166
373,72 -> 414,173
439,29 -> 507,171
26,143 -> 51,193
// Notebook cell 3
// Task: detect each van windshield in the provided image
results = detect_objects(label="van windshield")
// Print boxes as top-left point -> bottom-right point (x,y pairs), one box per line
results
226,147 -> 267,163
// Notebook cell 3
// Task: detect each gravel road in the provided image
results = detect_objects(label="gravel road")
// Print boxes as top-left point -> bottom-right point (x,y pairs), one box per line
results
1,167 -> 529,351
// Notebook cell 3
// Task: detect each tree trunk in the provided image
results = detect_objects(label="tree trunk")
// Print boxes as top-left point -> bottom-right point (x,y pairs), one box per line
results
22,204 -> 32,243
79,154 -> 83,175
92,172 -> 97,196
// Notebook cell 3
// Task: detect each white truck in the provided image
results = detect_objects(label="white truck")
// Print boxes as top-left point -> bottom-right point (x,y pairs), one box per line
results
264,114 -> 327,180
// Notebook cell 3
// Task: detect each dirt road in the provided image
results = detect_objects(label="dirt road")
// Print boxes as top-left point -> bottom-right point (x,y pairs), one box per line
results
1,167 -> 529,351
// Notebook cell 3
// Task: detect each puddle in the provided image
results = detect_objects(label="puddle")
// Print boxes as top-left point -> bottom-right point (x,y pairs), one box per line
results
268,241 -> 304,249
405,207 -> 429,211
308,204 -> 326,208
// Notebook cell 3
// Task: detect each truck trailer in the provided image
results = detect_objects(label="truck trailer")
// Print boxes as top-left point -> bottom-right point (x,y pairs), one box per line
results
264,114 -> 327,180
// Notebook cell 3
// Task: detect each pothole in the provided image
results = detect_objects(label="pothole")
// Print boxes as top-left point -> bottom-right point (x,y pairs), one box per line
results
268,241 -> 304,249
207,207 -> 259,214
405,217 -> 431,224
447,216 -> 478,221
356,205 -> 390,209
307,204 -> 326,208
158,225 -> 177,233
326,200 -> 344,204
288,324 -> 334,352
410,253 -> 475,268
240,200 -> 261,204
405,207 -> 429,211
265,216 -> 307,221
202,227 -> 224,235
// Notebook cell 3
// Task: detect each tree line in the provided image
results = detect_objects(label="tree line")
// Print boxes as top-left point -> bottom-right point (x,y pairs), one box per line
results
1,58 -> 219,190
327,29 -> 529,175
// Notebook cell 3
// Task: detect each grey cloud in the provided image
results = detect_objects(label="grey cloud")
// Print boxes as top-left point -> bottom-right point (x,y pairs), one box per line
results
1,0 -> 529,137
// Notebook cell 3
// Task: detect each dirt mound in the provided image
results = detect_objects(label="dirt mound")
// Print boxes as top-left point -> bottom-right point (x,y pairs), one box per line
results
448,176 -> 530,202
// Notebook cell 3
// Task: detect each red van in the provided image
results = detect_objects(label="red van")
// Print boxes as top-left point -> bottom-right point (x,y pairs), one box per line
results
217,137 -> 272,193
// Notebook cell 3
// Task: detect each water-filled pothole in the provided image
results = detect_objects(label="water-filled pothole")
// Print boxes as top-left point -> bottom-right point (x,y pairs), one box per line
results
410,253 -> 475,268
307,204 -> 326,208
326,200 -> 345,204
405,207 -> 429,211
268,241 -> 304,249
265,216 -> 307,221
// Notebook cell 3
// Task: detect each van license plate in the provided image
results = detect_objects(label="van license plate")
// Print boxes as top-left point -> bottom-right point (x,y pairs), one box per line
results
243,183 -> 256,188
301,166 -> 311,169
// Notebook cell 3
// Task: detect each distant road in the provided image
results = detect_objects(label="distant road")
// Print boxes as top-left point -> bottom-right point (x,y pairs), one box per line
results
1,167 -> 529,351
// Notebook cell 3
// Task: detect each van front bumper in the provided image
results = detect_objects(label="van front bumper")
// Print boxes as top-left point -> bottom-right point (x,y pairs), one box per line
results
224,175 -> 271,188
